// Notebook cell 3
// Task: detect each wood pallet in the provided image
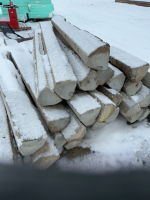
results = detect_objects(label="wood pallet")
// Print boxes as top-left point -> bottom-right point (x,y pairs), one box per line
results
13,22 -> 31,31
115,0 -> 150,7
0,22 -> 31,32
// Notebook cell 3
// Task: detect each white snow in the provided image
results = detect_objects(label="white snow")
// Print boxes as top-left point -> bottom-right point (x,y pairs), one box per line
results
52,15 -> 107,56
34,28 -> 47,91
42,104 -> 69,121
104,87 -> 121,95
58,38 -> 90,82
61,110 -> 80,140
68,92 -> 101,115
10,50 -> 69,122
40,21 -> 77,83
0,0 -> 149,172
90,90 -> 116,106
0,56 -> 47,148
131,85 -> 150,104
121,92 -> 136,107
0,94 -> 14,164
110,46 -> 148,68
108,63 -> 122,76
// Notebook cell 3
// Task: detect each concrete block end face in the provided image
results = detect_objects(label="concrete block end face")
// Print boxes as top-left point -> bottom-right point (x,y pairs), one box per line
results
87,50 -> 109,70
48,117 -> 70,133
19,137 -> 47,156
54,81 -> 76,100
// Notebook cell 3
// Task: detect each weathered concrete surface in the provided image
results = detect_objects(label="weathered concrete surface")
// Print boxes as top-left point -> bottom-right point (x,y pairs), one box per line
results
10,51 -> 70,133
98,86 -> 122,107
61,108 -> 86,143
58,38 -> 99,91
40,21 -> 77,100
30,136 -> 60,170
51,16 -> 110,70
89,90 -> 116,122
0,94 -> 23,164
92,121 -> 108,130
53,27 -> 73,50
0,57 -> 48,156
106,63 -> 126,92
105,107 -> 120,123
33,28 -> 62,106
67,91 -> 101,126
120,92 -> 141,118
110,46 -> 149,82
79,69 -> 99,91
0,89 -> 47,156
53,132 -> 67,149
125,109 -> 143,123
97,66 -> 114,85
138,108 -> 150,121
131,85 -> 150,108
64,140 -> 83,150
122,79 -> 142,96
142,71 -> 150,89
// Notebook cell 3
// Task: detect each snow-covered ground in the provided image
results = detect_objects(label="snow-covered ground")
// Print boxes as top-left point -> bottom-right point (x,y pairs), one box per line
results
52,0 -> 150,173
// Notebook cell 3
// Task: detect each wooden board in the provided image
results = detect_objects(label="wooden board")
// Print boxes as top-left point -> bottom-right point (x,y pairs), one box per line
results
115,0 -> 150,7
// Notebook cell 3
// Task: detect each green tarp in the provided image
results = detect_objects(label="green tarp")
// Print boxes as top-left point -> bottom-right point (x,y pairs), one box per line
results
0,0 -> 54,21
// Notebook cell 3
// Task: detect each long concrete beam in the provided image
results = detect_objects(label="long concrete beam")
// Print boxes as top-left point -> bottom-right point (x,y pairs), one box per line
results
51,16 -> 110,70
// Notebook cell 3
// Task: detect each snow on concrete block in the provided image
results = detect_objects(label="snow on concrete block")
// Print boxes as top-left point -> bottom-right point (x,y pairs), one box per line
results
61,108 -> 86,143
0,58 -> 47,156
40,21 -> 77,100
122,79 -> 142,96
131,85 -> 150,108
89,90 -> 116,122
98,86 -> 123,107
67,91 -> 101,126
105,107 -> 120,123
142,71 -> 150,89
41,104 -> 70,133
138,108 -> 150,121
106,63 -> 125,92
119,92 -> 141,118
110,46 -> 149,82
51,16 -> 110,70
10,50 -> 70,133
0,33 -> 5,46
64,140 -> 83,150
58,38 -> 99,91
0,94 -> 20,164
97,66 -> 114,85
92,121 -> 108,130
30,136 -> 60,170
33,28 -> 62,106
53,132 -> 66,149
125,109 -> 144,123
53,27 -> 73,50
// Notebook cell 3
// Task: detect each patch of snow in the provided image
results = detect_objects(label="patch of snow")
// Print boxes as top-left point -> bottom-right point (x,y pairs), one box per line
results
108,63 -> 122,76
90,90 -> 115,105
0,94 -> 14,164
131,85 -> 150,104
61,111 -> 79,140
52,15 -> 107,56
68,92 -> 101,115
120,92 -> 136,107
58,38 -> 90,82
40,21 -> 77,83
110,46 -> 148,68
42,104 -> 69,121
